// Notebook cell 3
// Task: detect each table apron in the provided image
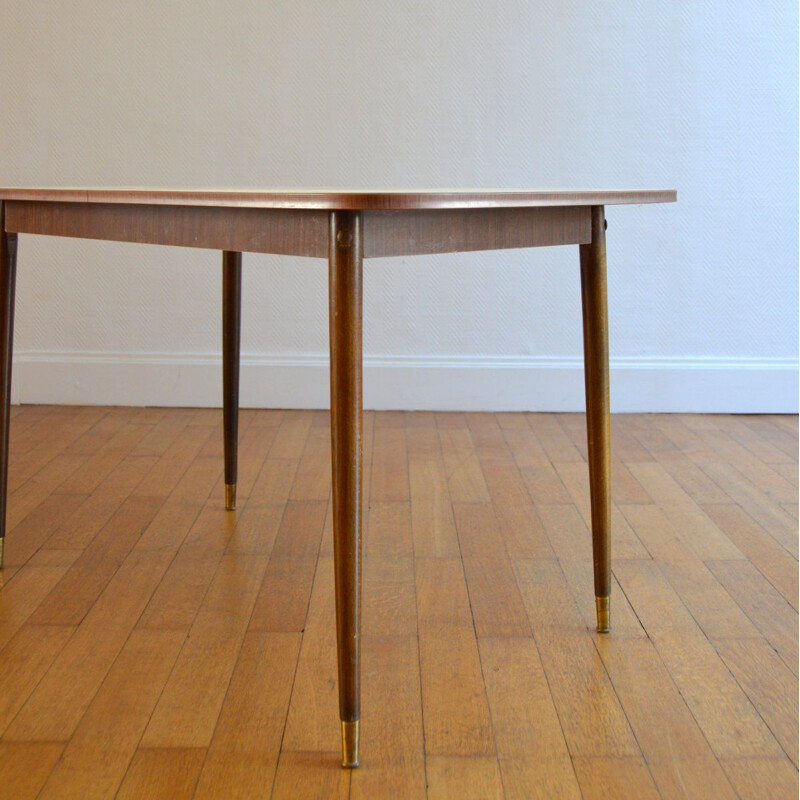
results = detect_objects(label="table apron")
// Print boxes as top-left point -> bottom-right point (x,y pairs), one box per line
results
3,201 -> 592,257
363,206 -> 591,256
3,201 -> 331,258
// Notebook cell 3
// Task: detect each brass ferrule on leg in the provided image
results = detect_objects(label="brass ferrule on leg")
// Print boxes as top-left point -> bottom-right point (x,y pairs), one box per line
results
0,537 -> 4,568
596,596 -> 611,633
341,720 -> 360,768
225,483 -> 237,511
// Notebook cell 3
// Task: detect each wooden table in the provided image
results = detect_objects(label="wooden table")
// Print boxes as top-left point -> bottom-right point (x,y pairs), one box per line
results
0,188 -> 676,767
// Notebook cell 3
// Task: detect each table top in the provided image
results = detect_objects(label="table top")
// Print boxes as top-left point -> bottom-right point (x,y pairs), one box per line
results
0,188 -> 676,210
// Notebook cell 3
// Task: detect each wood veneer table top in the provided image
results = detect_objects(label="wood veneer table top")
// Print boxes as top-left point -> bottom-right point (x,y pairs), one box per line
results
0,188 -> 677,210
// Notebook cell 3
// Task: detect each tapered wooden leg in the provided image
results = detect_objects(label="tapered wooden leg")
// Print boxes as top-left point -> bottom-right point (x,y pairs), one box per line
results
0,203 -> 17,569
222,251 -> 242,510
328,210 -> 363,768
579,205 -> 611,632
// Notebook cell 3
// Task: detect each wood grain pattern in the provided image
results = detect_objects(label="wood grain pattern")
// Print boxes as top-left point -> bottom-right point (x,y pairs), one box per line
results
0,407 -> 793,800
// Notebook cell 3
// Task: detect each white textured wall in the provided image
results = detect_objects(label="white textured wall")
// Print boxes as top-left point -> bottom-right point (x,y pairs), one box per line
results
1,1 -> 797,411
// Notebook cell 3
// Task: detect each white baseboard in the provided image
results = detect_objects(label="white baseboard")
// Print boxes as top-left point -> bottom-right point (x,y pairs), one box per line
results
10,351 -> 798,413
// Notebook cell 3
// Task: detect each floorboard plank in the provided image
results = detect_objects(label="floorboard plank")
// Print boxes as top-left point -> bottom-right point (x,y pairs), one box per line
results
416,558 -> 495,756
140,553 -> 269,748
4,549 -> 174,741
706,558 -> 798,674
721,757 -> 799,800
193,631 -> 301,800
479,637 -> 581,799
0,742 -> 64,800
572,756 -> 660,800
596,636 -> 737,799
513,559 -> 640,759
115,747 -> 206,800
36,628 -> 186,800
613,559 -> 785,759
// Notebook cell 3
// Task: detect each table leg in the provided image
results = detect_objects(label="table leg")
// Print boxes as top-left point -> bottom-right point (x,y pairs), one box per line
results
222,251 -> 242,510
328,210 -> 363,768
579,205 -> 611,632
0,203 -> 17,569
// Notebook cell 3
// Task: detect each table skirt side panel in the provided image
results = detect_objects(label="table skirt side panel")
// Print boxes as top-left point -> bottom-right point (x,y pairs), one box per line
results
3,202 -> 330,258
363,206 -> 592,257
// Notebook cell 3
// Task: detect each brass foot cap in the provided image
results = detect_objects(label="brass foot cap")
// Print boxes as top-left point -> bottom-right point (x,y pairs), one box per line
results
596,596 -> 611,633
225,484 -> 237,511
0,538 -> 4,569
341,720 -> 360,768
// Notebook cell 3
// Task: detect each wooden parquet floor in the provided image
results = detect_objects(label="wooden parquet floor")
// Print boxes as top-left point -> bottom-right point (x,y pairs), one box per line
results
0,406 -> 795,799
